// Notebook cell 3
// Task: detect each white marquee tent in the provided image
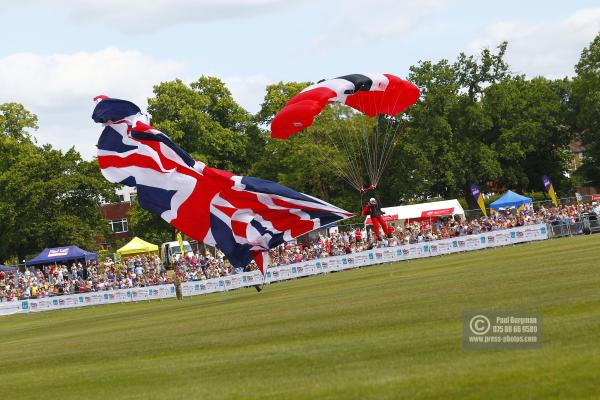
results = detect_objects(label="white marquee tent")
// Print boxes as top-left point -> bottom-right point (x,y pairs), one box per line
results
365,199 -> 465,225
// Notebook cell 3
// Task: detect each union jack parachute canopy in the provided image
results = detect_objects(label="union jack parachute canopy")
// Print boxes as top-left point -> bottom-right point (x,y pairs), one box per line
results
92,96 -> 352,274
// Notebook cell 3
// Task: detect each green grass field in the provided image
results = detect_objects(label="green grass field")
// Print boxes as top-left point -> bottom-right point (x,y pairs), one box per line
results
1,235 -> 599,399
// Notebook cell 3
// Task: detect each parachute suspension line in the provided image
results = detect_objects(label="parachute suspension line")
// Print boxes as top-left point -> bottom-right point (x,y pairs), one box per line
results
325,144 -> 361,191
374,120 -> 399,187
328,120 -> 365,191
310,126 -> 363,191
331,115 -> 365,191
358,92 -> 381,189
377,96 -> 405,183
323,79 -> 414,193
368,93 -> 385,188
346,97 -> 368,190
342,95 -> 365,191
346,111 -> 371,191
359,189 -> 365,212
371,93 -> 381,186
381,89 -> 411,182
333,104 -> 370,193
372,117 -> 386,187
312,107 -> 365,190
371,90 -> 406,187
356,95 -> 375,190
373,117 -> 398,186
371,93 -> 386,188
352,114 -> 374,192
368,120 -> 376,186
369,93 -> 379,187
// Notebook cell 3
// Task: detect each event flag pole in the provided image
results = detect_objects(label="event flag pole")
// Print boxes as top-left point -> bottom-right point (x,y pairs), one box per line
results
470,183 -> 488,218
542,175 -> 559,207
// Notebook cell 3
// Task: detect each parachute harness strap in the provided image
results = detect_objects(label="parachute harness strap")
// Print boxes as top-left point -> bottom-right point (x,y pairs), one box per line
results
359,185 -> 377,193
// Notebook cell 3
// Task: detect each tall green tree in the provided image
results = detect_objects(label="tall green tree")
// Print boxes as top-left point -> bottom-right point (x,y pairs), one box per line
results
0,103 -> 38,143
404,42 -> 572,204
483,76 -> 572,192
147,76 -> 257,173
405,48 -> 504,200
0,103 -> 38,261
0,102 -> 115,262
0,145 -> 114,262
572,33 -> 600,187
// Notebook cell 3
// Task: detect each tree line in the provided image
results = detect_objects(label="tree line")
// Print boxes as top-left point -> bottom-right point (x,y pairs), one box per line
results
2,34 -> 599,262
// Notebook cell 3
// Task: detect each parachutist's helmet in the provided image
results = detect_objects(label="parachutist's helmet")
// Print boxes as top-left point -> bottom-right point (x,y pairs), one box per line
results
369,198 -> 376,204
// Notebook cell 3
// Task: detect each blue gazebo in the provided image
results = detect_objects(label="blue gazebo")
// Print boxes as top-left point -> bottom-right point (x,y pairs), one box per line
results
0,264 -> 18,272
490,190 -> 532,213
26,245 -> 98,266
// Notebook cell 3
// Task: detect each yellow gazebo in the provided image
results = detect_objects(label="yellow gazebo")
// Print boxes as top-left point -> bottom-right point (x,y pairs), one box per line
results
116,237 -> 159,256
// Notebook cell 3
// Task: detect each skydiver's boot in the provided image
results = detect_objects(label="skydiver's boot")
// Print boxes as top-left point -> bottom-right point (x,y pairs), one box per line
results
254,284 -> 263,293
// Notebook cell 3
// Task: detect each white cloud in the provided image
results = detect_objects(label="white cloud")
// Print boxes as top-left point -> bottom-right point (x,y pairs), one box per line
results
312,0 -> 450,48
0,48 -> 184,159
222,74 -> 273,114
469,8 -> 600,78
12,0 -> 297,33
0,47 -> 274,159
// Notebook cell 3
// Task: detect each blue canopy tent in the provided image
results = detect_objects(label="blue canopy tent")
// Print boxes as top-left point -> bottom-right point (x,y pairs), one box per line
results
0,264 -> 18,272
490,190 -> 532,213
26,246 -> 98,266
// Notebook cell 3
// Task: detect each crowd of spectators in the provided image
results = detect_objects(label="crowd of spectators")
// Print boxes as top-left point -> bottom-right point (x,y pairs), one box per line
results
2,202 -> 598,302
0,252 -> 242,302
269,202 -> 600,266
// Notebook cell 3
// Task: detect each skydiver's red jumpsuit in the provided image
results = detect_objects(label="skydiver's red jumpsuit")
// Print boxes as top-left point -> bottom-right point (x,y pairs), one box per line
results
362,202 -> 393,240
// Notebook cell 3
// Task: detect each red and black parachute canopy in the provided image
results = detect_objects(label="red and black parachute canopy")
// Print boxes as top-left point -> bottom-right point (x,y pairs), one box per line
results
270,73 -> 419,192
271,73 -> 419,139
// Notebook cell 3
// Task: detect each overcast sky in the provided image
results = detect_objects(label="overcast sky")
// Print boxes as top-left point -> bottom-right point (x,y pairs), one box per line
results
1,0 -> 599,159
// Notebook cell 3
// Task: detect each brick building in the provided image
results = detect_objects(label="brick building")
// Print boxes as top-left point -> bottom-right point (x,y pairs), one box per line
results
97,186 -> 136,250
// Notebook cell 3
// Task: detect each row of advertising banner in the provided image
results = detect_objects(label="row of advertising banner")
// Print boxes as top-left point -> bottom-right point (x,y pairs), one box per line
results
0,285 -> 176,316
0,224 -> 548,317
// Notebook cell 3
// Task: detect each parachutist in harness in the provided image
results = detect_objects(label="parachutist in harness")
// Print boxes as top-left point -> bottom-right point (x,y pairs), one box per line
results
361,198 -> 393,241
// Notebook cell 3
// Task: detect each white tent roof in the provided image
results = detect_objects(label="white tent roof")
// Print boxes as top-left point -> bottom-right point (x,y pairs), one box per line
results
365,199 -> 465,225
